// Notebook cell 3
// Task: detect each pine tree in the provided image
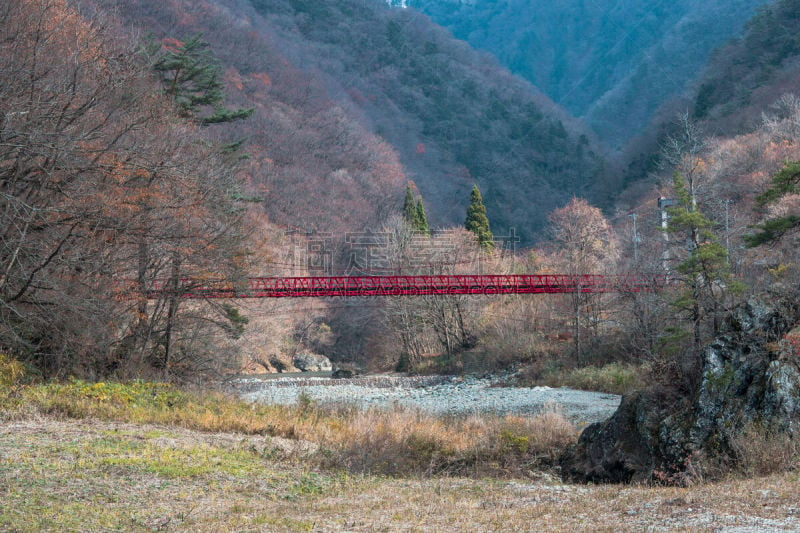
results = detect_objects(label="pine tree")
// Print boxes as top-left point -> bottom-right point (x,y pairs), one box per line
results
149,34 -> 253,364
415,198 -> 430,235
465,184 -> 494,249
402,183 -> 416,226
152,35 -> 253,125
666,172 -> 740,360
401,183 -> 431,235
745,160 -> 800,246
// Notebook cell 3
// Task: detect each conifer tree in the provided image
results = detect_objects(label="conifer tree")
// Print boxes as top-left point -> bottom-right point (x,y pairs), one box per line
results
402,183 -> 417,226
666,172 -> 740,361
415,198 -> 430,235
744,160 -> 800,246
465,184 -> 494,249
401,183 -> 431,235
152,34 -> 253,124
149,34 -> 252,365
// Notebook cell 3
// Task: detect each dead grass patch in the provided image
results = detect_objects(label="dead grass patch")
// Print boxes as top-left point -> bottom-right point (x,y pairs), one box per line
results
321,403 -> 577,477
1,380 -> 578,479
3,417 -> 800,532
730,422 -> 800,477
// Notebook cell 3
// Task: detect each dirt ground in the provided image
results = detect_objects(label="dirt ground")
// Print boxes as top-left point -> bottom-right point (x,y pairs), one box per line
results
1,417 -> 799,532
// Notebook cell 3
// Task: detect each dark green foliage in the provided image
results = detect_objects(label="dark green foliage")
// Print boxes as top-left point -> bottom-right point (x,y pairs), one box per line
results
744,216 -> 800,247
415,199 -> 430,236
402,183 -> 430,235
465,185 -> 494,250
152,34 -> 253,124
755,160 -> 800,207
693,83 -> 715,119
746,160 -> 800,246
742,0 -> 800,68
221,304 -> 249,340
666,172 -> 741,361
395,352 -> 410,373
402,184 -> 416,225
667,173 -> 734,284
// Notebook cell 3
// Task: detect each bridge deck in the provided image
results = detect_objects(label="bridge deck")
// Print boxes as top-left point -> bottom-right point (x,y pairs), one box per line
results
147,274 -> 661,299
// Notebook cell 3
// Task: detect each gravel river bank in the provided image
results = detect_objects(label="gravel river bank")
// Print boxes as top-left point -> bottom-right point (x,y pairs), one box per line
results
234,374 -> 620,425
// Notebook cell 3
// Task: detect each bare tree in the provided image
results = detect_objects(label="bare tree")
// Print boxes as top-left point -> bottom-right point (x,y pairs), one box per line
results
548,198 -> 619,361
0,0 -> 249,378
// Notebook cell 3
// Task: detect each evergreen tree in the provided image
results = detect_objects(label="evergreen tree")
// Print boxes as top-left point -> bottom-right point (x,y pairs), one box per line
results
401,183 -> 431,235
152,34 -> 253,124
745,160 -> 800,247
465,184 -> 494,249
148,34 -> 253,364
415,198 -> 430,235
402,183 -> 416,225
667,172 -> 740,360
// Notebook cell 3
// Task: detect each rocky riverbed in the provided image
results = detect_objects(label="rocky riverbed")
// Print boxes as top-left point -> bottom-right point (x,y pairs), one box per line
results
233,374 -> 620,425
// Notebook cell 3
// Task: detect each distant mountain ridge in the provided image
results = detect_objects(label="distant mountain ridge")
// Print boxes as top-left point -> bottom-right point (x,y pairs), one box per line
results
409,0 -> 771,147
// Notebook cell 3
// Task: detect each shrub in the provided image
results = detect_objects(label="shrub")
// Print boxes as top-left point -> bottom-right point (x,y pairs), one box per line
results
0,353 -> 25,387
730,423 -> 800,477
534,362 -> 647,395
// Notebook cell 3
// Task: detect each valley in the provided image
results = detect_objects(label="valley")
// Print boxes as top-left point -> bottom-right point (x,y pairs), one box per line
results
2,1 -> 800,528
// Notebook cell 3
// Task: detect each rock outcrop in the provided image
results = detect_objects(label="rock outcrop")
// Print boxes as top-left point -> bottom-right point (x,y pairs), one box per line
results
292,352 -> 332,373
561,297 -> 800,483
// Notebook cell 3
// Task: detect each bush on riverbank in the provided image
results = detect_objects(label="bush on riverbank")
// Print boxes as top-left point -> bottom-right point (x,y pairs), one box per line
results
1,379 -> 578,479
519,362 -> 647,395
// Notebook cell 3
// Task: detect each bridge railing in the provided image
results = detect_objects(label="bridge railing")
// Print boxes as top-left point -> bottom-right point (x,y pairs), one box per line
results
145,274 -> 664,299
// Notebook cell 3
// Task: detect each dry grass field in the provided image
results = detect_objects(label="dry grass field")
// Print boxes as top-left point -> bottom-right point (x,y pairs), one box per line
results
1,381 -> 798,532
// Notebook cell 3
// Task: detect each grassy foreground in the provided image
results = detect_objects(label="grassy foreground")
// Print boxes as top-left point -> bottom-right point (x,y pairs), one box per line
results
1,379 -> 799,531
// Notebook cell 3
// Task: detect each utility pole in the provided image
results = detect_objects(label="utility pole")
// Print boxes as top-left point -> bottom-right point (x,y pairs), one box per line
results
724,199 -> 731,260
658,197 -> 677,275
629,213 -> 640,262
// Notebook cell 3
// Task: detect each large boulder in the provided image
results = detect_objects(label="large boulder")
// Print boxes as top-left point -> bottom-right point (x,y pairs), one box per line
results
292,352 -> 332,372
560,388 -> 685,483
562,297 -> 800,483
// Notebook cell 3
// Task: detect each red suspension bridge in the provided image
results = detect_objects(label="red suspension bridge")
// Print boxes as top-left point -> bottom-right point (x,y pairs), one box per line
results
147,274 -> 663,299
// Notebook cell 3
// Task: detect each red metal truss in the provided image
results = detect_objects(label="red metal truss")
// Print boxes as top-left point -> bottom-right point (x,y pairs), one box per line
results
147,274 -> 662,299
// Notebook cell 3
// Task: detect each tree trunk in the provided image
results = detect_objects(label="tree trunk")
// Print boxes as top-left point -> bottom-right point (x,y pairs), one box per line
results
575,302 -> 581,362
163,253 -> 181,369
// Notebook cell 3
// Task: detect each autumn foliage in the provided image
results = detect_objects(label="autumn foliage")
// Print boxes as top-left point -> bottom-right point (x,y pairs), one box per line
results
0,0 -> 251,377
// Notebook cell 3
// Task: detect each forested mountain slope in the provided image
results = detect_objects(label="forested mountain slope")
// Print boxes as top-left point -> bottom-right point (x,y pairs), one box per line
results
410,0 -> 770,147
93,0 -> 610,242
690,0 -> 800,135
617,0 -> 800,193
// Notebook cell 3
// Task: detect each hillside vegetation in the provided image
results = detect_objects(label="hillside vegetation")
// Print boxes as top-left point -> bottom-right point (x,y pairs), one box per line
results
4,0 -> 800,512
5,0 -> 800,386
0,0 -> 616,378
100,0 -> 610,242
621,0 -> 800,217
